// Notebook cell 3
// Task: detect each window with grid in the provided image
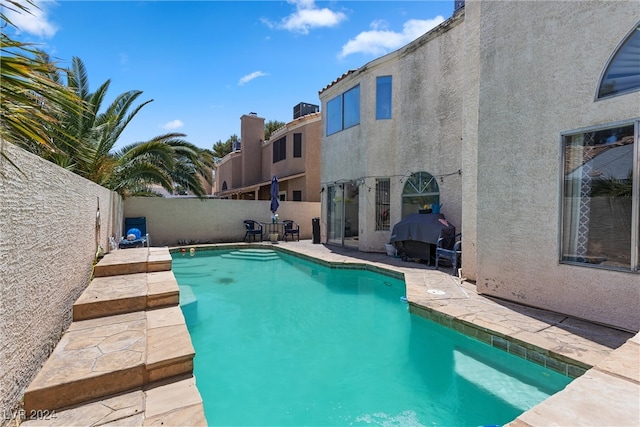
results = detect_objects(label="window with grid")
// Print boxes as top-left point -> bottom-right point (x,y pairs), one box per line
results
375,178 -> 390,230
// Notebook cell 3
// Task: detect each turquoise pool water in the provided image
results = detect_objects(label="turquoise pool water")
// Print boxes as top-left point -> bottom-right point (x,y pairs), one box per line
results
172,248 -> 572,427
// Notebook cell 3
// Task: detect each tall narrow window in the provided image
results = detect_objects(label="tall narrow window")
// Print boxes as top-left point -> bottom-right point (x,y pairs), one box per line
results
376,178 -> 390,230
272,136 -> 286,163
597,23 -> 640,99
343,85 -> 360,129
376,76 -> 392,120
293,133 -> 302,157
326,96 -> 342,135
561,121 -> 638,271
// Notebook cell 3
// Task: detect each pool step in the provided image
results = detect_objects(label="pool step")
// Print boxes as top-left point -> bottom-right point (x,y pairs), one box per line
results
221,249 -> 280,261
93,247 -> 172,277
73,270 -> 179,321
180,285 -> 198,327
23,306 -> 194,414
21,375 -> 206,426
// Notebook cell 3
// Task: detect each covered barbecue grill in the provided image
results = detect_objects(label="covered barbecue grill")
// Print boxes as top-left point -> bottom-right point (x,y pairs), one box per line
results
390,213 -> 456,263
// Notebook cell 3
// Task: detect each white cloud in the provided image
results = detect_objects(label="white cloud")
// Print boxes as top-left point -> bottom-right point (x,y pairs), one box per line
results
264,0 -> 346,35
338,16 -> 445,59
161,120 -> 184,130
238,71 -> 267,86
4,0 -> 58,38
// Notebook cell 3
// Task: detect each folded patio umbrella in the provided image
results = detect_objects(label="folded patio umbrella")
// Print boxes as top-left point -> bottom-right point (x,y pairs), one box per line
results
270,175 -> 279,215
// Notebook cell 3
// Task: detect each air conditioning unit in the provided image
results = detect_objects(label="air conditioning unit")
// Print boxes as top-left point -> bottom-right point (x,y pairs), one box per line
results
293,102 -> 319,119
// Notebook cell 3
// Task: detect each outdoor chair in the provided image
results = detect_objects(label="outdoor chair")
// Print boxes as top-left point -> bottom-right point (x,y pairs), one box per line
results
244,220 -> 263,242
119,217 -> 149,249
282,220 -> 300,241
435,233 -> 461,275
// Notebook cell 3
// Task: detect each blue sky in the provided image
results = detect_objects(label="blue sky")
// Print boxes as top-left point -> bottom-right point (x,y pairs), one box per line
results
7,0 -> 454,151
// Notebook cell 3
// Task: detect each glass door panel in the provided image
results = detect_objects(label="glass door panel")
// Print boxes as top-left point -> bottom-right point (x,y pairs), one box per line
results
327,185 -> 343,245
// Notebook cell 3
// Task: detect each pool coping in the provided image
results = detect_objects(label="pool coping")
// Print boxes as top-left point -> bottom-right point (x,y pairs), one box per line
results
175,242 -> 639,426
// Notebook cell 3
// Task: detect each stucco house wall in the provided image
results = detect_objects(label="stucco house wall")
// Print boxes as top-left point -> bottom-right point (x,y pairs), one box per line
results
240,113 -> 265,188
260,113 -> 322,202
460,0 -> 481,282
473,1 -> 640,331
216,111 -> 321,202
320,12 -> 466,253
216,151 -> 242,193
319,1 -> 638,331
0,143 -> 122,417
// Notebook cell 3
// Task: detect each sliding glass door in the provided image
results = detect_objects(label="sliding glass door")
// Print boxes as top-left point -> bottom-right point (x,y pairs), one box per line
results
327,182 -> 359,247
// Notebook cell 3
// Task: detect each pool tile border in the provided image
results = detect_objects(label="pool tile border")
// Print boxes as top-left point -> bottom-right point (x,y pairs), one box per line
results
173,244 -> 588,379
408,304 -> 588,378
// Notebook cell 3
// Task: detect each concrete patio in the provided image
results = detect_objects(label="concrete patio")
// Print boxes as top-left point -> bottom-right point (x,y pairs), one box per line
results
19,241 -> 639,426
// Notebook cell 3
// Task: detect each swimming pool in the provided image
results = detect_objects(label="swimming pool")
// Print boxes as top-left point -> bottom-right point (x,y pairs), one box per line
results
172,248 -> 572,426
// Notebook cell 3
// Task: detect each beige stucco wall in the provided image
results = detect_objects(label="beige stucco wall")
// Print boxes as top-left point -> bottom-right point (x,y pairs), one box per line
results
320,12 -> 466,254
460,1 -> 481,281
473,1 -> 640,331
241,114 -> 265,187
216,151 -> 243,194
260,114 -> 322,202
123,197 -> 320,245
0,142 -> 122,416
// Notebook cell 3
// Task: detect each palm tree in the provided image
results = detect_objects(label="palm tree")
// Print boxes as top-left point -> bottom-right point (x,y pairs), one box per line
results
1,1 -> 82,167
14,55 -> 213,197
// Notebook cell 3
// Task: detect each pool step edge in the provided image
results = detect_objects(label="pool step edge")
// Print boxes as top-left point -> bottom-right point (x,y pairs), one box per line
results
73,270 -> 180,321
93,247 -> 172,277
23,306 -> 195,415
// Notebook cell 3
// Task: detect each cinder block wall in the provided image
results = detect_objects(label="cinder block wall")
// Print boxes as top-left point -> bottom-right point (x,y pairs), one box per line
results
0,143 -> 122,419
123,197 -> 321,246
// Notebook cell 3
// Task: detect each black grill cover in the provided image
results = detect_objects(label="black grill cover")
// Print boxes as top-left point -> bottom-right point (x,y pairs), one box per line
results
390,213 -> 456,245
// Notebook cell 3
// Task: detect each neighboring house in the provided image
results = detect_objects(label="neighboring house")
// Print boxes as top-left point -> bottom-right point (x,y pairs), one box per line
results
319,1 -> 640,331
215,104 -> 321,203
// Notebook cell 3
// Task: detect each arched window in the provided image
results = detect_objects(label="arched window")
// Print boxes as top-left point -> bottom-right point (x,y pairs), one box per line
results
222,181 -> 228,191
597,23 -> 640,99
401,172 -> 440,217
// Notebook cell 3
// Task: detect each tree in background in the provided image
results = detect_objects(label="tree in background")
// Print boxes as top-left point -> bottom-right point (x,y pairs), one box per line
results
212,134 -> 237,163
212,119 -> 286,166
265,120 -> 285,141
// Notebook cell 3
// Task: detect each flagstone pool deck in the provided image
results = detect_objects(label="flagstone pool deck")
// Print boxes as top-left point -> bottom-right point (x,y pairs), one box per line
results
19,242 -> 639,426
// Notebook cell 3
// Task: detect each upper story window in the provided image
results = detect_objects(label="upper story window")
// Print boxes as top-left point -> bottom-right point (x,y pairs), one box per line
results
293,133 -> 302,158
376,76 -> 392,120
597,23 -> 640,99
560,121 -> 639,272
326,85 -> 360,135
273,136 -> 286,163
